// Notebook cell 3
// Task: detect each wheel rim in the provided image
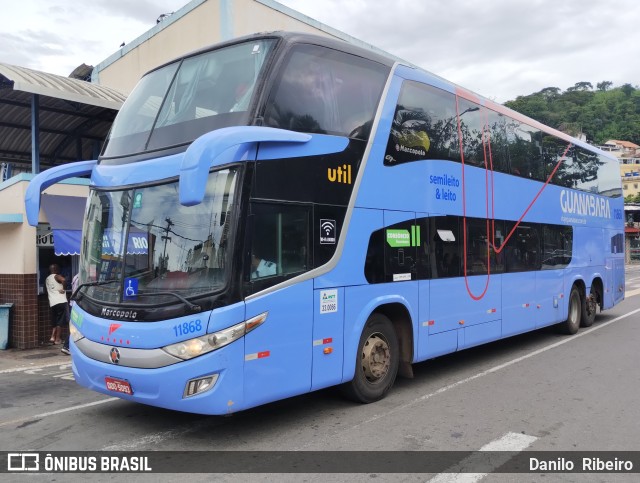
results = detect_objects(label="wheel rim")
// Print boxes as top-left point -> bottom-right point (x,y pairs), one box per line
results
361,333 -> 390,383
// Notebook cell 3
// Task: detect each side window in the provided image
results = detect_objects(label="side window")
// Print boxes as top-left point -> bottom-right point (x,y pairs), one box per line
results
263,44 -> 388,140
611,233 -> 623,254
364,218 -> 423,283
598,154 -> 623,197
247,202 -> 310,290
458,99 -> 484,167
543,136 -> 621,198
430,216 -> 461,278
485,109 -> 509,173
506,121 -> 543,180
570,147 -> 601,193
570,147 -> 622,196
465,218 -> 503,275
542,134 -> 571,185
364,229 -> 385,284
505,223 -> 541,272
385,81 -> 460,165
492,220 -> 506,274
542,225 -> 573,269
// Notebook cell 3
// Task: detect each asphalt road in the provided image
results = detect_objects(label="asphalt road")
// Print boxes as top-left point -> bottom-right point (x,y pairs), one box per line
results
2,268 -> 640,482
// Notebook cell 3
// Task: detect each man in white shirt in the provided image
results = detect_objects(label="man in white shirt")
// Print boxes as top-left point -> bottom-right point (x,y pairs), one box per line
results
45,264 -> 68,345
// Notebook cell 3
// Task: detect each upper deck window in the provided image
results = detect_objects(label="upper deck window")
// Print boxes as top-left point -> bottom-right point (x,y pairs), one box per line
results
263,44 -> 389,140
385,82 -> 460,165
102,39 -> 276,159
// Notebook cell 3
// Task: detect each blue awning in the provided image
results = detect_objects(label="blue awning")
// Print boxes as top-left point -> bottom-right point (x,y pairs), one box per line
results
41,194 -> 87,256
53,229 -> 83,256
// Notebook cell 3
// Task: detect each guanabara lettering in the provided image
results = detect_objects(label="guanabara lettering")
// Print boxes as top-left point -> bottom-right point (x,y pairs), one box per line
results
560,189 -> 611,219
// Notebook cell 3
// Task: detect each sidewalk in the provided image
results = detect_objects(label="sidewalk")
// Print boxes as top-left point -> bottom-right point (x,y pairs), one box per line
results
0,342 -> 71,373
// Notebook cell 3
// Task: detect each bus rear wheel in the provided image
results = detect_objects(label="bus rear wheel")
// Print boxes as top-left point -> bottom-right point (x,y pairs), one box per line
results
342,313 -> 399,404
559,286 -> 581,335
581,286 -> 598,328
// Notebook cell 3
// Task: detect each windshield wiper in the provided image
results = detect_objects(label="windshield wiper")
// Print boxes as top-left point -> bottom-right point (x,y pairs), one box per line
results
136,291 -> 202,312
72,279 -> 119,301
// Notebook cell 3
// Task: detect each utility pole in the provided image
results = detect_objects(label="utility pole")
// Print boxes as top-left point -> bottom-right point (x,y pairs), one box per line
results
161,217 -> 173,275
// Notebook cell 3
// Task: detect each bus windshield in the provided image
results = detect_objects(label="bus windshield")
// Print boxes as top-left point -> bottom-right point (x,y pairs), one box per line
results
79,168 -> 239,305
102,39 -> 276,158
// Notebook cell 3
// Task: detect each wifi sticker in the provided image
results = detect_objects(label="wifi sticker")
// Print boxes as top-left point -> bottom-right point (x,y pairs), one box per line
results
320,219 -> 336,245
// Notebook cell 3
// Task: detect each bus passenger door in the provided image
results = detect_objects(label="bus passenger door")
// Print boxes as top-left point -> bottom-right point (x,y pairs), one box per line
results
242,202 -> 314,409
243,282 -> 313,408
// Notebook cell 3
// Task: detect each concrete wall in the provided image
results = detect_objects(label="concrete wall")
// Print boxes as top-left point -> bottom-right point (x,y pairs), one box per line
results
93,0 -> 383,94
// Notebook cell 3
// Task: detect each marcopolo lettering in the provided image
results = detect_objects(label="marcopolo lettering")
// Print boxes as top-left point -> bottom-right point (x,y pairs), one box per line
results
101,307 -> 138,320
397,144 -> 425,157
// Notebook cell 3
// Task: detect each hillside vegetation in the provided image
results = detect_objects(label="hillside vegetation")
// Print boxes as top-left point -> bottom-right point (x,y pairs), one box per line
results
504,82 -> 640,146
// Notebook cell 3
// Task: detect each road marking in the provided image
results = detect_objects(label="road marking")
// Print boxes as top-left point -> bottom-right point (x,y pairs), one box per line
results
0,398 -> 120,428
0,361 -> 72,375
427,432 -> 538,483
624,287 -> 640,298
324,306 -> 640,442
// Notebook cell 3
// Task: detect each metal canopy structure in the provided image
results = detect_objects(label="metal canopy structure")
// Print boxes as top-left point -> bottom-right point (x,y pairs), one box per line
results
0,62 -> 126,176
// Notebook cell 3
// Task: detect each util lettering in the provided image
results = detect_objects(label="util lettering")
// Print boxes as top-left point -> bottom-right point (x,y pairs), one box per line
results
328,164 -> 352,184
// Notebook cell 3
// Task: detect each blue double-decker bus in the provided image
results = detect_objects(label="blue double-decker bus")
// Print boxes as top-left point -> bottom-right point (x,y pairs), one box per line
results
25,32 -> 624,414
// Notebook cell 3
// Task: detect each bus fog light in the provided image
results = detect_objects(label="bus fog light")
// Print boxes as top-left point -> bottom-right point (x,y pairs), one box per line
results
183,374 -> 218,398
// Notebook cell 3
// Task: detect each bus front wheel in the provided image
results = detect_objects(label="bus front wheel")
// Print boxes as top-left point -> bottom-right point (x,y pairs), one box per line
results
559,286 -> 582,335
342,313 -> 399,404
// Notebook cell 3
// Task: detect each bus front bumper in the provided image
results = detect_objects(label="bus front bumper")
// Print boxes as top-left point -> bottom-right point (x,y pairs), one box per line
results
70,338 -> 245,415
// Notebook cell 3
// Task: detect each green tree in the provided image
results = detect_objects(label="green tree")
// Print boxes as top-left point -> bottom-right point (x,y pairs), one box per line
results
597,81 -> 613,91
504,83 -> 640,145
567,81 -> 593,92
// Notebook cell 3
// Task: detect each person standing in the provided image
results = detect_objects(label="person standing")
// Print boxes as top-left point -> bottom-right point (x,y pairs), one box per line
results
60,273 -> 79,355
46,264 -> 68,345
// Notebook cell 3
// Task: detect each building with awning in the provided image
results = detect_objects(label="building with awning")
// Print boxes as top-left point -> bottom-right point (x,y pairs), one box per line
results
2,0 -> 391,349
0,63 -> 125,349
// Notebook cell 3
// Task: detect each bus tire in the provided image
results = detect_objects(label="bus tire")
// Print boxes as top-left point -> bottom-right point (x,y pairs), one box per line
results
342,313 -> 399,404
559,286 -> 581,335
581,286 -> 598,328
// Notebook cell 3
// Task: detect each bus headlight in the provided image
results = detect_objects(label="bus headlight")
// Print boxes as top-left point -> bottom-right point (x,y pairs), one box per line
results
162,312 -> 267,360
69,323 -> 84,342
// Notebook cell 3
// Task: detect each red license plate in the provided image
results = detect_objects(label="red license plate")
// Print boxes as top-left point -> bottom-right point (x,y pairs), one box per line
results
105,376 -> 133,395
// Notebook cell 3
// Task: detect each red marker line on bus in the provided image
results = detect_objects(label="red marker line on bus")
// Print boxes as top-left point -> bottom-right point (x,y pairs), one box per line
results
455,95 -> 573,301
